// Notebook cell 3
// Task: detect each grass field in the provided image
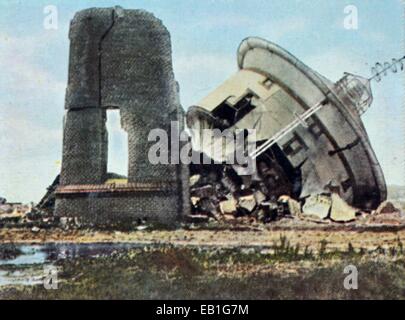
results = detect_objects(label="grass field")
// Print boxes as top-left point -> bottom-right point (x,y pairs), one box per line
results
1,235 -> 405,299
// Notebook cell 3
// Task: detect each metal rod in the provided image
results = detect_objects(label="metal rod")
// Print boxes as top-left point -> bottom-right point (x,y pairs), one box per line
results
250,98 -> 326,159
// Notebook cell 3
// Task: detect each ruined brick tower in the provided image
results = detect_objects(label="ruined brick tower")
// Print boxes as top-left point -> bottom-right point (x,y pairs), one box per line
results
55,7 -> 189,226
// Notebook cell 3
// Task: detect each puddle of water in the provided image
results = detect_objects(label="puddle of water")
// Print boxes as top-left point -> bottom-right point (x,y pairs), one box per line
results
0,246 -> 47,266
0,269 -> 45,286
0,243 -> 146,287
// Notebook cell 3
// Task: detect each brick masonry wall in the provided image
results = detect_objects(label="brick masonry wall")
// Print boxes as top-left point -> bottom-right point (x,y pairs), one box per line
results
55,191 -> 181,227
55,7 -> 189,226
60,108 -> 107,185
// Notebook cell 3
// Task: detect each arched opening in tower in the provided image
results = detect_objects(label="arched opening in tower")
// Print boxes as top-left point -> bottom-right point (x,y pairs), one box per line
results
106,109 -> 128,182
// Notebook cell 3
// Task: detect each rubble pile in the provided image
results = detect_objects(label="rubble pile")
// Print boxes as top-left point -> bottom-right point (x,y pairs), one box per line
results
188,162 -> 404,226
0,202 -> 31,225
36,175 -> 59,215
0,201 -> 57,230
2,164 -> 403,230
188,158 -> 300,224
360,201 -> 405,226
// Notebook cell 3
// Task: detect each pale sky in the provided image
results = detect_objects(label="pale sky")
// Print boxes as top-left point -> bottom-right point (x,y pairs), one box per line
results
0,0 -> 404,203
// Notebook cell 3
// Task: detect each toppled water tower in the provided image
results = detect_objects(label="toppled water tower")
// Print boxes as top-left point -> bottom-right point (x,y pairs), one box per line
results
187,37 -> 386,209
55,7 -> 189,226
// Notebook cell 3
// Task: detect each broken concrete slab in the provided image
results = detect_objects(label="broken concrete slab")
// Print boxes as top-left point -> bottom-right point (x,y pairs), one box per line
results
330,193 -> 357,222
219,197 -> 237,215
302,194 -> 331,220
238,194 -> 257,213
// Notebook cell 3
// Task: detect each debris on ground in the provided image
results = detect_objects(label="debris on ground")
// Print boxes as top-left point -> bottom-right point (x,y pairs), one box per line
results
375,201 -> 401,215
36,175 -> 59,215
330,193 -> 358,222
364,212 -> 404,226
302,194 -> 331,220
278,195 -> 301,217
5,162 -> 404,230
187,160 -> 404,226
188,159 -> 290,223
219,197 -> 237,215
31,226 -> 40,233
358,201 -> 404,226
0,200 -> 58,229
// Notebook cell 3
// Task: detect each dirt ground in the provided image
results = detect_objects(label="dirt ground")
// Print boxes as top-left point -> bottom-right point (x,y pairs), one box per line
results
1,226 -> 405,253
